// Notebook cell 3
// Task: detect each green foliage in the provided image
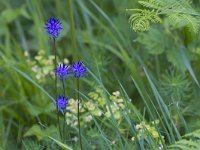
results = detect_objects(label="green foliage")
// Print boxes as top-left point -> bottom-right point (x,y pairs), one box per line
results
168,129 -> 200,149
128,9 -> 161,32
160,71 -> 191,101
166,49 -> 187,72
136,26 -> 191,72
24,125 -> 57,141
0,0 -> 200,149
127,0 -> 200,33
22,140 -> 43,150
137,27 -> 166,54
134,120 -> 165,146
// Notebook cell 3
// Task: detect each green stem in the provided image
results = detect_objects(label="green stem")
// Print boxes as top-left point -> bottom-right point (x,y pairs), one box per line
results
68,0 -> 78,61
63,112 -> 66,144
62,80 -> 66,143
62,79 -> 66,96
53,38 -> 57,96
53,38 -> 62,141
77,79 -> 82,150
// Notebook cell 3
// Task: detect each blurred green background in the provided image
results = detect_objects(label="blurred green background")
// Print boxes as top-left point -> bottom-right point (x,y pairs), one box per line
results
1,0 -> 200,149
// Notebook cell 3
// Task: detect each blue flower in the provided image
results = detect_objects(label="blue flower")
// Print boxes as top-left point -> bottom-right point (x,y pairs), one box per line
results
45,17 -> 63,38
71,61 -> 87,78
55,96 -> 69,112
54,63 -> 70,80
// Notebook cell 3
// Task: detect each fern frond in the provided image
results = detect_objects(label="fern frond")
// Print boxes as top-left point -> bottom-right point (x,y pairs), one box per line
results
137,27 -> 166,54
128,9 -> 161,32
127,0 -> 200,33
168,129 -> 200,150
168,13 -> 199,33
138,0 -> 161,10
182,14 -> 199,33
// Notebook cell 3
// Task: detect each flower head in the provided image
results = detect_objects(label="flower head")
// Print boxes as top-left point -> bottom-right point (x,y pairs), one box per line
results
44,17 -> 63,38
54,63 -> 70,80
71,61 -> 87,78
55,96 -> 69,112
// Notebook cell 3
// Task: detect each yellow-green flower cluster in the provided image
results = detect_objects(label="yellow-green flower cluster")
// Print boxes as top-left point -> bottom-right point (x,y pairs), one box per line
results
105,91 -> 126,119
133,120 -> 164,146
88,88 -> 127,120
26,50 -> 69,83
65,87 -> 128,127
65,98 -> 102,126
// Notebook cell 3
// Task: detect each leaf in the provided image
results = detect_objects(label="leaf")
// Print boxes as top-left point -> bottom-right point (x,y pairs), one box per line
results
48,136 -> 73,150
166,48 -> 186,71
128,0 -> 200,33
24,100 -> 54,117
128,9 -> 161,32
179,47 -> 200,87
137,28 -> 166,55
1,9 -> 21,23
168,128 -> 200,149
24,125 -> 57,141
138,1 -> 161,9
0,6 -> 30,24
24,125 -> 44,140
9,65 -> 55,103
168,14 -> 199,33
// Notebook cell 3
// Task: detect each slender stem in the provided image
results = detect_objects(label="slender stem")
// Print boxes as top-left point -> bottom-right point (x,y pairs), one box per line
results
57,109 -> 62,141
53,38 -> 57,96
63,112 -> 66,144
53,38 -> 62,141
62,80 -> 66,143
68,0 -> 78,61
77,79 -> 82,150
62,79 -> 66,96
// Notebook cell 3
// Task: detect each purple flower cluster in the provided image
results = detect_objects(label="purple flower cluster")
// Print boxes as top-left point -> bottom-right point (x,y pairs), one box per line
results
71,61 -> 87,78
45,17 -> 88,113
45,17 -> 87,148
55,96 -> 69,112
54,61 -> 87,80
54,63 -> 70,80
45,17 -> 63,39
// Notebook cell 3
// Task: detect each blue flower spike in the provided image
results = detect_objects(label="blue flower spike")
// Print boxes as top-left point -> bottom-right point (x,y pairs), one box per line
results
54,63 -> 70,80
71,61 -> 87,78
45,17 -> 63,38
55,96 -> 69,112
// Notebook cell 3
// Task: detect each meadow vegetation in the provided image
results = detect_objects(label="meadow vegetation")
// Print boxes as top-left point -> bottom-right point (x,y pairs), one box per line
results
1,0 -> 200,149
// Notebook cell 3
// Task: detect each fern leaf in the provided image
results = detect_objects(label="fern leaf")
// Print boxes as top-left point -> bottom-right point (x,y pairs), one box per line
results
128,9 -> 161,32
137,28 -> 166,54
138,0 -> 161,9
182,14 -> 199,33
168,129 -> 200,150
166,48 -> 186,72
167,13 -> 199,33
128,0 -> 200,32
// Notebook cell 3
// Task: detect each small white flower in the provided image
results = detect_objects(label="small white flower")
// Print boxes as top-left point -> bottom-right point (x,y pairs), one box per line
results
73,137 -> 78,142
112,91 -> 120,97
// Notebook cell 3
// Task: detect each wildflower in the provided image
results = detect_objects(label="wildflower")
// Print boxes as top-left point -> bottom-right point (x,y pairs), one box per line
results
54,63 -> 70,80
112,91 -> 120,97
85,115 -> 93,122
71,61 -> 87,78
44,17 -> 63,38
55,96 -> 69,112
73,137 -> 78,142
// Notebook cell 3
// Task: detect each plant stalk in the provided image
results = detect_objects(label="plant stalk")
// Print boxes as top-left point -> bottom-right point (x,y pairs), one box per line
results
53,38 -> 62,141
68,0 -> 78,61
62,79 -> 66,143
77,79 -> 82,150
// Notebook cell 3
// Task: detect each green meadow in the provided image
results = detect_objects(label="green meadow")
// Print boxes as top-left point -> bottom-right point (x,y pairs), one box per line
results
1,0 -> 200,149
